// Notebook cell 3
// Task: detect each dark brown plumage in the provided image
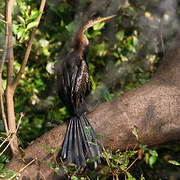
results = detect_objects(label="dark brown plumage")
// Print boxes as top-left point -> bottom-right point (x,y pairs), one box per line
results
55,15 -> 115,168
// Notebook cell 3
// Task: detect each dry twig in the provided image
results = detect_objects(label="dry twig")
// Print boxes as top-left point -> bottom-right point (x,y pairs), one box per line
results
0,113 -> 24,157
9,158 -> 37,180
0,15 -> 9,133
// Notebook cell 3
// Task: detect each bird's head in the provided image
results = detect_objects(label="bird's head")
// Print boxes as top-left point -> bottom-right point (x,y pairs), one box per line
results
75,15 -> 116,51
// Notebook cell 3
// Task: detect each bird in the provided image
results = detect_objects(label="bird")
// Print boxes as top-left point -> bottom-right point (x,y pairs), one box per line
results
55,15 -> 116,168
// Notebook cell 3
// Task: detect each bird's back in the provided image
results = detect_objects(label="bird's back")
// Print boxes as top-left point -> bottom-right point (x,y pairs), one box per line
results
55,51 -> 91,116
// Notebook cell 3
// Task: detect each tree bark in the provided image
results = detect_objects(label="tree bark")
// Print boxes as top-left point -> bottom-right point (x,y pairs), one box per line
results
5,0 -> 19,155
5,36 -> 180,179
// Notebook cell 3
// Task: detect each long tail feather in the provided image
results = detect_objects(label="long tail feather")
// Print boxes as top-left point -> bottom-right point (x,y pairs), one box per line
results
78,117 -> 92,158
82,114 -> 101,163
60,114 -> 101,168
80,115 -> 96,157
80,115 -> 100,168
61,119 -> 73,159
76,118 -> 86,166
67,119 -> 74,163
74,119 -> 80,167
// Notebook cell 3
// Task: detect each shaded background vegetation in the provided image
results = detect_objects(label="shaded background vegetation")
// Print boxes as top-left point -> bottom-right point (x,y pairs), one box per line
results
0,0 -> 180,179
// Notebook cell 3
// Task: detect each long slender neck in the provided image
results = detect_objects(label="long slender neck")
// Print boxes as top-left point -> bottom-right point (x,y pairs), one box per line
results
74,15 -> 115,55
74,27 -> 89,57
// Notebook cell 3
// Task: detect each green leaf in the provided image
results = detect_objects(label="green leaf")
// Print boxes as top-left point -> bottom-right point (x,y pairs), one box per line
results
128,44 -> 136,53
86,30 -> 101,38
0,132 -> 8,137
139,144 -> 148,153
116,30 -> 124,41
0,163 -> 4,170
90,75 -> 96,91
17,27 -> 25,39
149,155 -> 157,168
93,22 -> 105,30
168,160 -> 180,166
12,22 -> 19,35
46,162 -> 53,168
127,177 -> 136,180
17,0 -> 27,17
30,9 -> 41,20
40,144 -> 52,152
17,15 -> 25,25
2,79 -> 7,92
149,150 -> 158,157
65,21 -> 75,33
126,172 -> 136,180
71,176 -> 79,180
26,20 -> 39,30
132,127 -> 138,140
0,169 -> 17,179
145,153 -> 149,164
120,164 -> 127,171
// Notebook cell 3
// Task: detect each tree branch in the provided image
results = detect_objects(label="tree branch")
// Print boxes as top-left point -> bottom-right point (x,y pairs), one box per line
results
5,35 -> 180,179
12,0 -> 46,90
6,0 -> 15,86
4,0 -> 18,155
0,18 -> 9,133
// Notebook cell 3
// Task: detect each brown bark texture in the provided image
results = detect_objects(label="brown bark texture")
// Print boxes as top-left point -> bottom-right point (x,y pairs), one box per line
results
5,0 -> 18,155
5,36 -> 180,179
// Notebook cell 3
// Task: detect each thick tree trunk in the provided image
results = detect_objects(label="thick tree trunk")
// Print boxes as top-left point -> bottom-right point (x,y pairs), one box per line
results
5,37 -> 180,179
6,0 -> 19,155
5,88 -> 19,155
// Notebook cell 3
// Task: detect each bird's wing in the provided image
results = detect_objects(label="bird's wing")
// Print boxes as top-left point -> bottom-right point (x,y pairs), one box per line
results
57,60 -> 75,112
72,59 -> 91,110
57,56 -> 91,114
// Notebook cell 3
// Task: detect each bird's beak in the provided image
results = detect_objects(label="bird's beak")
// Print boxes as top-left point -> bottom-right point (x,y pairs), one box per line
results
98,15 -> 116,22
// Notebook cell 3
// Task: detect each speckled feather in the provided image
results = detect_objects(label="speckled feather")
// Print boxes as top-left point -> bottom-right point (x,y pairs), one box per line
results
56,51 -> 91,116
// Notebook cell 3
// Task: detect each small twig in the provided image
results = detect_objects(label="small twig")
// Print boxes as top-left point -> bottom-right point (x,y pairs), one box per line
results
39,170 -> 47,180
72,166 -> 81,177
125,156 -> 139,171
86,176 -> 91,180
125,173 -> 127,180
0,92 -> 8,133
12,0 -> 46,89
0,113 -> 23,156
0,134 -> 11,149
0,10 -> 9,133
0,134 -> 15,156
16,112 -> 24,132
9,158 -> 37,179
0,18 -> 7,23
102,146 -> 119,178
0,136 -> 5,140
115,174 -> 119,180
102,146 -> 112,168
133,142 -> 138,151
